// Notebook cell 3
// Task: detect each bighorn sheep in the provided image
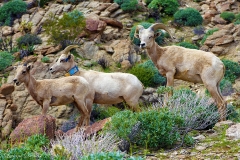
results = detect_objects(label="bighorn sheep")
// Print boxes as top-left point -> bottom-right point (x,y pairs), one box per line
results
50,45 -> 143,111
13,63 -> 94,128
135,23 -> 226,121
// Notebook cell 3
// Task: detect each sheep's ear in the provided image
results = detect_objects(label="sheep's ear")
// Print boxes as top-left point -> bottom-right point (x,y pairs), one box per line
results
26,65 -> 33,71
134,25 -> 144,39
154,31 -> 162,38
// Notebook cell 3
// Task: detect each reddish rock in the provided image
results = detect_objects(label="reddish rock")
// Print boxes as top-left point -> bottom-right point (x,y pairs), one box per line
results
215,35 -> 234,45
86,19 -> 107,32
9,104 -> 18,112
106,3 -> 119,12
45,45 -> 61,55
84,118 -> 111,135
0,84 -> 15,96
22,55 -> 37,63
100,17 -> 123,29
10,115 -> 56,142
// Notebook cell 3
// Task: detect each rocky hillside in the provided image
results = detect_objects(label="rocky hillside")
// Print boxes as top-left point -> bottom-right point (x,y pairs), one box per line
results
0,0 -> 240,145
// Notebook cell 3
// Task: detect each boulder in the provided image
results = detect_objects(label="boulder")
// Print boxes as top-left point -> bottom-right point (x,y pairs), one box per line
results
226,123 -> 240,140
100,17 -> 123,29
2,26 -> 13,36
10,115 -> 56,142
0,84 -> 15,96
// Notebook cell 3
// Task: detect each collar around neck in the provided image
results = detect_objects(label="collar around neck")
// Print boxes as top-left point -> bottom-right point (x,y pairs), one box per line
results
66,65 -> 79,76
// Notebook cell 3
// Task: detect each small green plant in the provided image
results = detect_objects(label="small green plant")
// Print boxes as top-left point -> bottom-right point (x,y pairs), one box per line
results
173,8 -> 203,26
0,51 -> 14,71
114,0 -> 138,12
0,0 -> 27,26
222,59 -> 240,83
178,42 -> 199,49
41,56 -> 50,63
19,21 -> 33,33
25,134 -> 50,149
81,151 -> 143,160
92,106 -> 121,121
43,10 -> 86,46
200,28 -> 218,44
146,0 -> 179,16
128,60 -> 166,87
220,11 -> 235,23
0,36 -> 16,53
129,22 -> 165,46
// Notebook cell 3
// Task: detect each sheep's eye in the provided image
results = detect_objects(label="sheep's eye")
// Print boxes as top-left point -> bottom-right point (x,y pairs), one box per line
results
22,71 -> 26,74
149,36 -> 153,39
55,58 -> 58,62
60,59 -> 65,63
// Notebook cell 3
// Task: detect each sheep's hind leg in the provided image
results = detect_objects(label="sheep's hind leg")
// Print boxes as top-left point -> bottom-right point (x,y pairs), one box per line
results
74,99 -> 90,130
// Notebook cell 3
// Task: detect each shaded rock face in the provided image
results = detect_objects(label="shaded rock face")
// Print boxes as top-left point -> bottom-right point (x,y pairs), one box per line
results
10,115 -> 56,142
0,84 -> 14,96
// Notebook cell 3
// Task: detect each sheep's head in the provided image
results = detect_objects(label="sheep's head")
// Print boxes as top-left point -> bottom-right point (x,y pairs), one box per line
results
134,23 -> 172,49
50,45 -> 79,74
13,63 -> 31,86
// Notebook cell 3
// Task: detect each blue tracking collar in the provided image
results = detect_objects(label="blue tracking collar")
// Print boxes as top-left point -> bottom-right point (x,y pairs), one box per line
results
68,65 -> 79,76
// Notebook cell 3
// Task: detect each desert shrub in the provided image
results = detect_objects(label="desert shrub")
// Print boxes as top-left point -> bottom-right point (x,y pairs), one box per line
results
178,42 -> 199,49
173,8 -> 203,26
146,0 -> 179,16
25,134 -> 50,149
81,152 -> 143,160
63,0 -> 84,4
0,0 -> 27,26
200,28 -> 218,44
98,57 -> 109,69
106,109 -> 185,149
222,59 -> 240,83
161,87 -> 220,130
227,104 -> 240,122
0,51 -> 14,71
129,22 -> 165,46
50,130 -> 119,159
19,21 -> 33,34
220,11 -> 235,23
234,20 -> 240,25
114,0 -> 138,12
128,60 -> 166,87
234,13 -> 240,25
43,10 -> 85,46
193,26 -> 205,36
17,34 -> 42,48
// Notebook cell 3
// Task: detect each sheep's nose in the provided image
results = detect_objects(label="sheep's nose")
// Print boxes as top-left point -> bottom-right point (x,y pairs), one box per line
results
140,43 -> 146,48
13,79 -> 17,83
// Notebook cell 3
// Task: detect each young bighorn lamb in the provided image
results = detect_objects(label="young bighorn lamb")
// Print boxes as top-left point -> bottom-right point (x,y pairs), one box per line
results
50,45 -> 143,111
135,23 -> 226,121
13,63 -> 94,129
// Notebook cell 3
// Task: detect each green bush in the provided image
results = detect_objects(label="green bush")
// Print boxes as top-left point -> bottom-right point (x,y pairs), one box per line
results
129,22 -> 165,46
222,59 -> 240,83
146,0 -> 179,15
200,28 -> 218,44
1,134 -> 53,160
43,10 -> 85,46
173,8 -> 203,26
17,34 -> 42,48
0,51 -> 14,71
220,12 -> 235,22
92,106 -> 121,121
0,0 -> 27,26
128,60 -> 166,87
114,0 -> 138,12
178,42 -> 199,49
106,108 -> 184,149
81,152 -> 143,160
41,56 -> 50,63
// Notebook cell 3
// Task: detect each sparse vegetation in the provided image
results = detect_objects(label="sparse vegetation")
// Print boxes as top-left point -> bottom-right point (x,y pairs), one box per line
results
146,0 -> 179,16
41,56 -> 50,63
43,10 -> 86,47
178,42 -> 199,49
114,0 -> 138,12
200,28 -> 218,44
222,59 -> 240,83
0,51 -> 14,71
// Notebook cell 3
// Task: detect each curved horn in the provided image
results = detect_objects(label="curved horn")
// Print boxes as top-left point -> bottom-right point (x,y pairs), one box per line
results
134,25 -> 144,38
149,23 -> 173,39
63,45 -> 80,55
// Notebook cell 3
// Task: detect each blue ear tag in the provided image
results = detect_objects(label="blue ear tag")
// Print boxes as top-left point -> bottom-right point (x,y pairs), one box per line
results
68,65 -> 79,76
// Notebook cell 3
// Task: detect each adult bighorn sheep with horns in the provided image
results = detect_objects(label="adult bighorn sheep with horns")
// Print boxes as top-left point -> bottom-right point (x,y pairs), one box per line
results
13,62 -> 95,129
134,23 -> 226,121
50,45 -> 143,111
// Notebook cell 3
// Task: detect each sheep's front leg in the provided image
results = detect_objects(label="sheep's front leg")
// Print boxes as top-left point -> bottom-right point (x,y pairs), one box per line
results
42,100 -> 50,116
164,72 -> 175,105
